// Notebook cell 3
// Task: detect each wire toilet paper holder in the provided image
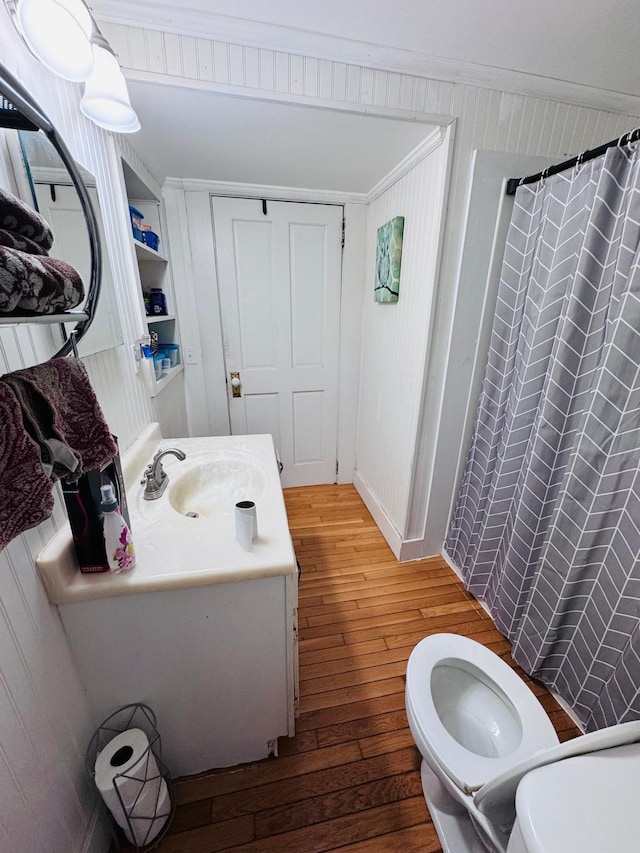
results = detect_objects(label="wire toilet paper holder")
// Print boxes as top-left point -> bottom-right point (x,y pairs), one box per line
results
85,703 -> 175,851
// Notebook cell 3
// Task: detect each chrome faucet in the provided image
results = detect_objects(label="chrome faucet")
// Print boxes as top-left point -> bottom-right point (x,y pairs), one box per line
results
141,448 -> 186,500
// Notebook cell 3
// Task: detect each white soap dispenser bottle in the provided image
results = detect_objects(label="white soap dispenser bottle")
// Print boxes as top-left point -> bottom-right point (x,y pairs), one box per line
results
100,484 -> 136,573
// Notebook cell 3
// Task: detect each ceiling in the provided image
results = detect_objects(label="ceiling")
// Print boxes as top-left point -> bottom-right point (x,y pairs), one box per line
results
127,82 -> 436,191
95,0 -> 640,99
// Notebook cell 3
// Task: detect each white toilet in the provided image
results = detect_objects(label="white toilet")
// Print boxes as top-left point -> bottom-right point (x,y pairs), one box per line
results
405,633 -> 640,852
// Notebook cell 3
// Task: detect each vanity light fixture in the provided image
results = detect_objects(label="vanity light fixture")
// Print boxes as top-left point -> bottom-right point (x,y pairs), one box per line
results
80,31 -> 141,134
14,0 -> 94,82
6,0 -> 140,134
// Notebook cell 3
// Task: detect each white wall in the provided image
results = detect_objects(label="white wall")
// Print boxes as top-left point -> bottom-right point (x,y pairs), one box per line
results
353,137 -> 450,552
0,10 -> 158,851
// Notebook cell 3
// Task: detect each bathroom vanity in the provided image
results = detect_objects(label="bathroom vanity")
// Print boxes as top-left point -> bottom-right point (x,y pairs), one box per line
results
37,425 -> 298,776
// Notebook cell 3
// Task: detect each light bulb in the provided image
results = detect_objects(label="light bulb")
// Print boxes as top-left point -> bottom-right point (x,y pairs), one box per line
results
56,0 -> 92,36
80,44 -> 141,134
17,0 -> 94,82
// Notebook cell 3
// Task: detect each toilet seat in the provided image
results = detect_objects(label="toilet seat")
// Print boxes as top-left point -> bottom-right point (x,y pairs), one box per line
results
406,633 -> 558,793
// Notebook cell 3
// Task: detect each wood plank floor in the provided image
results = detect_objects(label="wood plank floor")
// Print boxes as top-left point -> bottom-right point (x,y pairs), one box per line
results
119,485 -> 581,852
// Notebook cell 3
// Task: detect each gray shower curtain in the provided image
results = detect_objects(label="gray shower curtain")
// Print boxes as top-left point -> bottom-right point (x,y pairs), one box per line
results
445,142 -> 640,731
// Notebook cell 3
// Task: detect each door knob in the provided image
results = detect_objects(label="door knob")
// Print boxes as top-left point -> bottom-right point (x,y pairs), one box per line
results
230,372 -> 241,397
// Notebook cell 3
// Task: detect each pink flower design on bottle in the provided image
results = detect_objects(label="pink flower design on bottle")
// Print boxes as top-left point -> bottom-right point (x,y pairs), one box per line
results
112,524 -> 136,571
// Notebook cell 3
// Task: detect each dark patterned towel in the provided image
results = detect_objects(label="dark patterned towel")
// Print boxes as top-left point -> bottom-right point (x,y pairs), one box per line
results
0,227 -> 47,255
0,245 -> 84,314
1,358 -> 117,481
0,383 -> 55,551
0,187 -> 53,252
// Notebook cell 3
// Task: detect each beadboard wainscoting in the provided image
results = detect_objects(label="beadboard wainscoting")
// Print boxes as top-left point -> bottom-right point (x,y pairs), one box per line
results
0,6 -> 159,851
355,132 -> 451,556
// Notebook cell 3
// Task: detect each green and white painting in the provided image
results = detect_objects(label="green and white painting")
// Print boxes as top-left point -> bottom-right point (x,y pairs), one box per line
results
374,216 -> 404,303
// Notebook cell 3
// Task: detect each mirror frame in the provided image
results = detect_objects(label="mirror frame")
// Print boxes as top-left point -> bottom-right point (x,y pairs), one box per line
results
0,61 -> 101,357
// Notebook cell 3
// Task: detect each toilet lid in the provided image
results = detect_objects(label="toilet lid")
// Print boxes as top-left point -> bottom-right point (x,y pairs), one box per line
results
406,633 -> 559,793
514,742 -> 640,852
475,719 -> 640,829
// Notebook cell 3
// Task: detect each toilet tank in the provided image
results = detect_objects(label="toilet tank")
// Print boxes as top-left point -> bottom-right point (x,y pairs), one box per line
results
508,742 -> 640,853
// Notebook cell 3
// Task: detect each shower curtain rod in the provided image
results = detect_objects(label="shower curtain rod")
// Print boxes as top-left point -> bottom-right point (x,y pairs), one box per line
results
506,126 -> 640,195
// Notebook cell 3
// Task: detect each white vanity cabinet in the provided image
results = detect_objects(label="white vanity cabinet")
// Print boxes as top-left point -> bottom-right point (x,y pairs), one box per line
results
37,427 -> 298,777
59,572 -> 298,776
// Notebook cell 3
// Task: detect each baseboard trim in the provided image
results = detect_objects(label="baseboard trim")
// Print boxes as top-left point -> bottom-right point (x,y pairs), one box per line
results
80,799 -> 111,853
353,472 -> 440,562
398,536 -> 433,562
353,471 -> 402,560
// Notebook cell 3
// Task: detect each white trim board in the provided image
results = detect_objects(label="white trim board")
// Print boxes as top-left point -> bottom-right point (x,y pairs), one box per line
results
353,470 -> 403,560
79,800 -> 111,853
367,127 -> 444,201
163,177 -> 366,205
120,69 -> 453,130
95,4 -> 640,116
353,472 -> 437,561
412,149 -> 559,557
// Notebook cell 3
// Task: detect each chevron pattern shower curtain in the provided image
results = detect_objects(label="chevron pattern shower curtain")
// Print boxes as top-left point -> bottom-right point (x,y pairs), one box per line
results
445,142 -> 640,731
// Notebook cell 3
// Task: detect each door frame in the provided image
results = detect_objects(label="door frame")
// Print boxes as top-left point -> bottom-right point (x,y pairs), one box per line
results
210,194 -> 345,486
166,180 -> 367,483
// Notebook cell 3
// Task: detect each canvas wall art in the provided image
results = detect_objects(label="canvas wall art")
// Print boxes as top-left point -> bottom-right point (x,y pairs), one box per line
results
374,215 -> 404,303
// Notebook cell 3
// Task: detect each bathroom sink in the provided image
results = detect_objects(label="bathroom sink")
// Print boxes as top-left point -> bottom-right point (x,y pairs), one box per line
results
168,452 -> 269,519
36,429 -> 297,603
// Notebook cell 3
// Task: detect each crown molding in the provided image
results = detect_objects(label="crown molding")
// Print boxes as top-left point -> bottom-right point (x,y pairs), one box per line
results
163,177 -> 368,205
94,2 -> 640,117
367,126 -> 443,202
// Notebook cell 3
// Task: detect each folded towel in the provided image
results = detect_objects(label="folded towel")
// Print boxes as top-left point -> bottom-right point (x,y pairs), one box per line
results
0,187 -> 53,252
0,245 -> 84,314
0,383 -> 55,551
0,227 -> 48,256
1,358 -> 117,481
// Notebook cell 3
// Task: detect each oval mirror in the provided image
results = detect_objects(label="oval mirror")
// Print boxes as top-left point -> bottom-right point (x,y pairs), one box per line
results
8,130 -> 123,356
0,61 -> 104,357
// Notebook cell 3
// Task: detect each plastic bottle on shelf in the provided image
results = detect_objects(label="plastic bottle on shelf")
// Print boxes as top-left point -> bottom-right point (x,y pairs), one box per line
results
100,484 -> 136,573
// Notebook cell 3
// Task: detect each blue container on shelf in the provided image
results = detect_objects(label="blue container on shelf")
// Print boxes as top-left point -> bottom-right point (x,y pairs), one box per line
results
129,205 -> 144,242
150,288 -> 167,315
142,228 -> 160,252
159,343 -> 179,367
152,353 -> 164,380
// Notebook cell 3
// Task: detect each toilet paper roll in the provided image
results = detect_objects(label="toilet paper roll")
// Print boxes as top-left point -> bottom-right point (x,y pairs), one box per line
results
94,728 -> 170,847
235,500 -> 257,551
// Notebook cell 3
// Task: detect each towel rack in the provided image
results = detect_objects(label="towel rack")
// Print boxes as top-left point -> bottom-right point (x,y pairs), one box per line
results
0,62 -> 101,358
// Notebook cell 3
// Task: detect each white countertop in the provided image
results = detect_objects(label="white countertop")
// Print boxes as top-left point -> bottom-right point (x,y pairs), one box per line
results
36,424 -> 297,604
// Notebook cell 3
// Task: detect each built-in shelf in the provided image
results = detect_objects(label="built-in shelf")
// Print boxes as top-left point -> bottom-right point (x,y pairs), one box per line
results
149,361 -> 184,397
0,310 -> 90,325
123,153 -> 182,409
133,238 -> 169,263
146,314 -> 176,324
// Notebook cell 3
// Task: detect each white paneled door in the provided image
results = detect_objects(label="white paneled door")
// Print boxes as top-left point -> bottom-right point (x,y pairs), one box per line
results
212,197 -> 343,487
